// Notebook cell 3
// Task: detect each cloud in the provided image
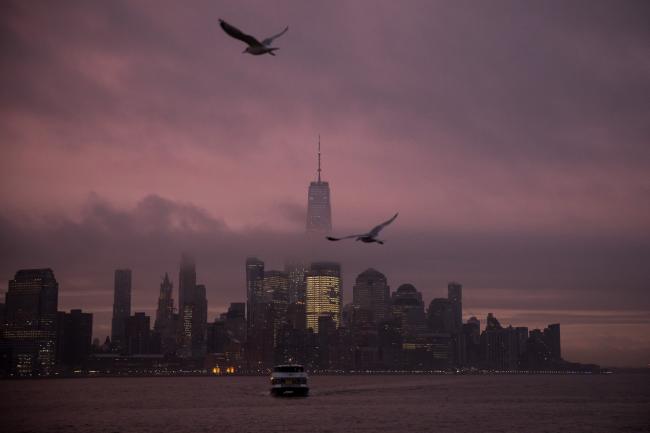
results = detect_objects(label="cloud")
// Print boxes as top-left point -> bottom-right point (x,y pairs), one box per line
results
1,1 -> 649,366
0,193 -> 648,367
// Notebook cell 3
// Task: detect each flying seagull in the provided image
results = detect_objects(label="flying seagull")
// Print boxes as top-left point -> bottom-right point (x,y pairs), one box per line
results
219,19 -> 288,56
326,213 -> 399,245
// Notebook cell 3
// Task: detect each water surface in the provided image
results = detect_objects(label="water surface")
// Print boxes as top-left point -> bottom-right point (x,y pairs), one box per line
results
3,374 -> 648,433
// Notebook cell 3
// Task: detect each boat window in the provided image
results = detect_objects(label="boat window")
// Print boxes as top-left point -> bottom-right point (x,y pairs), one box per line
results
273,366 -> 304,373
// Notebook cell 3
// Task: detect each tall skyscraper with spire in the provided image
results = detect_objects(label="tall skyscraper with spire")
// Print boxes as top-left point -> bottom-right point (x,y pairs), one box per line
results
154,273 -> 176,354
306,135 -> 332,233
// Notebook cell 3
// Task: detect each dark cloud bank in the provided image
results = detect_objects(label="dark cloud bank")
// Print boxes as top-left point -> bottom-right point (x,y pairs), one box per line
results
1,194 -> 648,366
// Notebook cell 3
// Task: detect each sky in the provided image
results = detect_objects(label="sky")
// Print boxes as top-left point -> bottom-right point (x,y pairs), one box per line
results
1,0 -> 649,367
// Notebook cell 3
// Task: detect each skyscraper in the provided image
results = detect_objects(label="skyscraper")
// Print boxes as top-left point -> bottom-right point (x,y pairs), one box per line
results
306,262 -> 342,333
427,298 -> 454,333
447,282 -> 463,333
111,269 -> 132,352
284,261 -> 308,304
2,268 -> 59,375
59,309 -> 93,368
306,136 -> 332,233
191,284 -> 208,358
245,257 -> 265,328
177,255 -> 207,359
543,323 -> 561,362
263,270 -> 290,346
178,254 -> 196,311
154,273 -> 175,354
224,302 -> 246,344
126,312 -> 151,355
154,273 -> 174,331
352,268 -> 390,326
390,284 -> 426,339
245,257 -> 272,369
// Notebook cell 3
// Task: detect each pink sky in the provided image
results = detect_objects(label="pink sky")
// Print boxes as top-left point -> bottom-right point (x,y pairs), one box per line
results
1,1 -> 649,366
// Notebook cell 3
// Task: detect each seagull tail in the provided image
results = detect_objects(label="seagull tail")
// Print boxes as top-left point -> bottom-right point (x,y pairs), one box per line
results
377,240 -> 385,245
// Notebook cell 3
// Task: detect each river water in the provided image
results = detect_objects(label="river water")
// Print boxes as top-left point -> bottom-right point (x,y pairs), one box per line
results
2,374 -> 648,433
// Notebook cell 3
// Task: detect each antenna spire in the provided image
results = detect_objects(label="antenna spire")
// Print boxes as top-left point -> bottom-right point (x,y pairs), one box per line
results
317,134 -> 322,183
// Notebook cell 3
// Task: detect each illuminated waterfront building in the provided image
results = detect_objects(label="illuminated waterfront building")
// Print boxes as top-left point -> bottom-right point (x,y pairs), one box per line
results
306,262 -> 341,333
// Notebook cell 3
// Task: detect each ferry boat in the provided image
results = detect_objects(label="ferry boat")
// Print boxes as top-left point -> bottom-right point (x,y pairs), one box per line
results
270,364 -> 309,396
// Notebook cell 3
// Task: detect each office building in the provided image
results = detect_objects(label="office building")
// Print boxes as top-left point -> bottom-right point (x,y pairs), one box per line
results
59,309 -> 93,368
447,282 -> 462,334
306,262 -> 342,333
390,284 -> 426,339
544,323 -> 561,362
264,270 -> 290,345
245,257 -> 265,328
306,136 -> 332,233
154,272 -> 176,355
427,298 -> 454,334
352,268 -> 390,326
177,255 -> 207,358
178,254 -> 196,312
126,312 -> 151,355
111,269 -> 132,351
1,268 -> 59,375
285,261 -> 308,304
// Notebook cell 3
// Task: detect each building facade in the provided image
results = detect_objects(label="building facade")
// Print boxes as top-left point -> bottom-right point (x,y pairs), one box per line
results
306,137 -> 332,233
111,269 -> 132,352
306,262 -> 342,333
1,268 -> 59,375
154,272 -> 176,355
352,268 -> 390,326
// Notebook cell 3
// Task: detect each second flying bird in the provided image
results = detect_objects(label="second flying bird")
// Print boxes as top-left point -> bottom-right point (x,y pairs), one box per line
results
326,213 -> 399,245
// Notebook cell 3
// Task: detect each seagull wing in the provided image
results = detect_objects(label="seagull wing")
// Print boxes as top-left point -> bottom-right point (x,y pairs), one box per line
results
326,233 -> 365,241
368,213 -> 399,237
219,19 -> 261,47
262,26 -> 288,46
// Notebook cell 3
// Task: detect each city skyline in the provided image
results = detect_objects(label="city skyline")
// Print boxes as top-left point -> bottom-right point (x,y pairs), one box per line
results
0,262 -> 588,376
0,256 -> 642,369
0,1 -> 648,369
